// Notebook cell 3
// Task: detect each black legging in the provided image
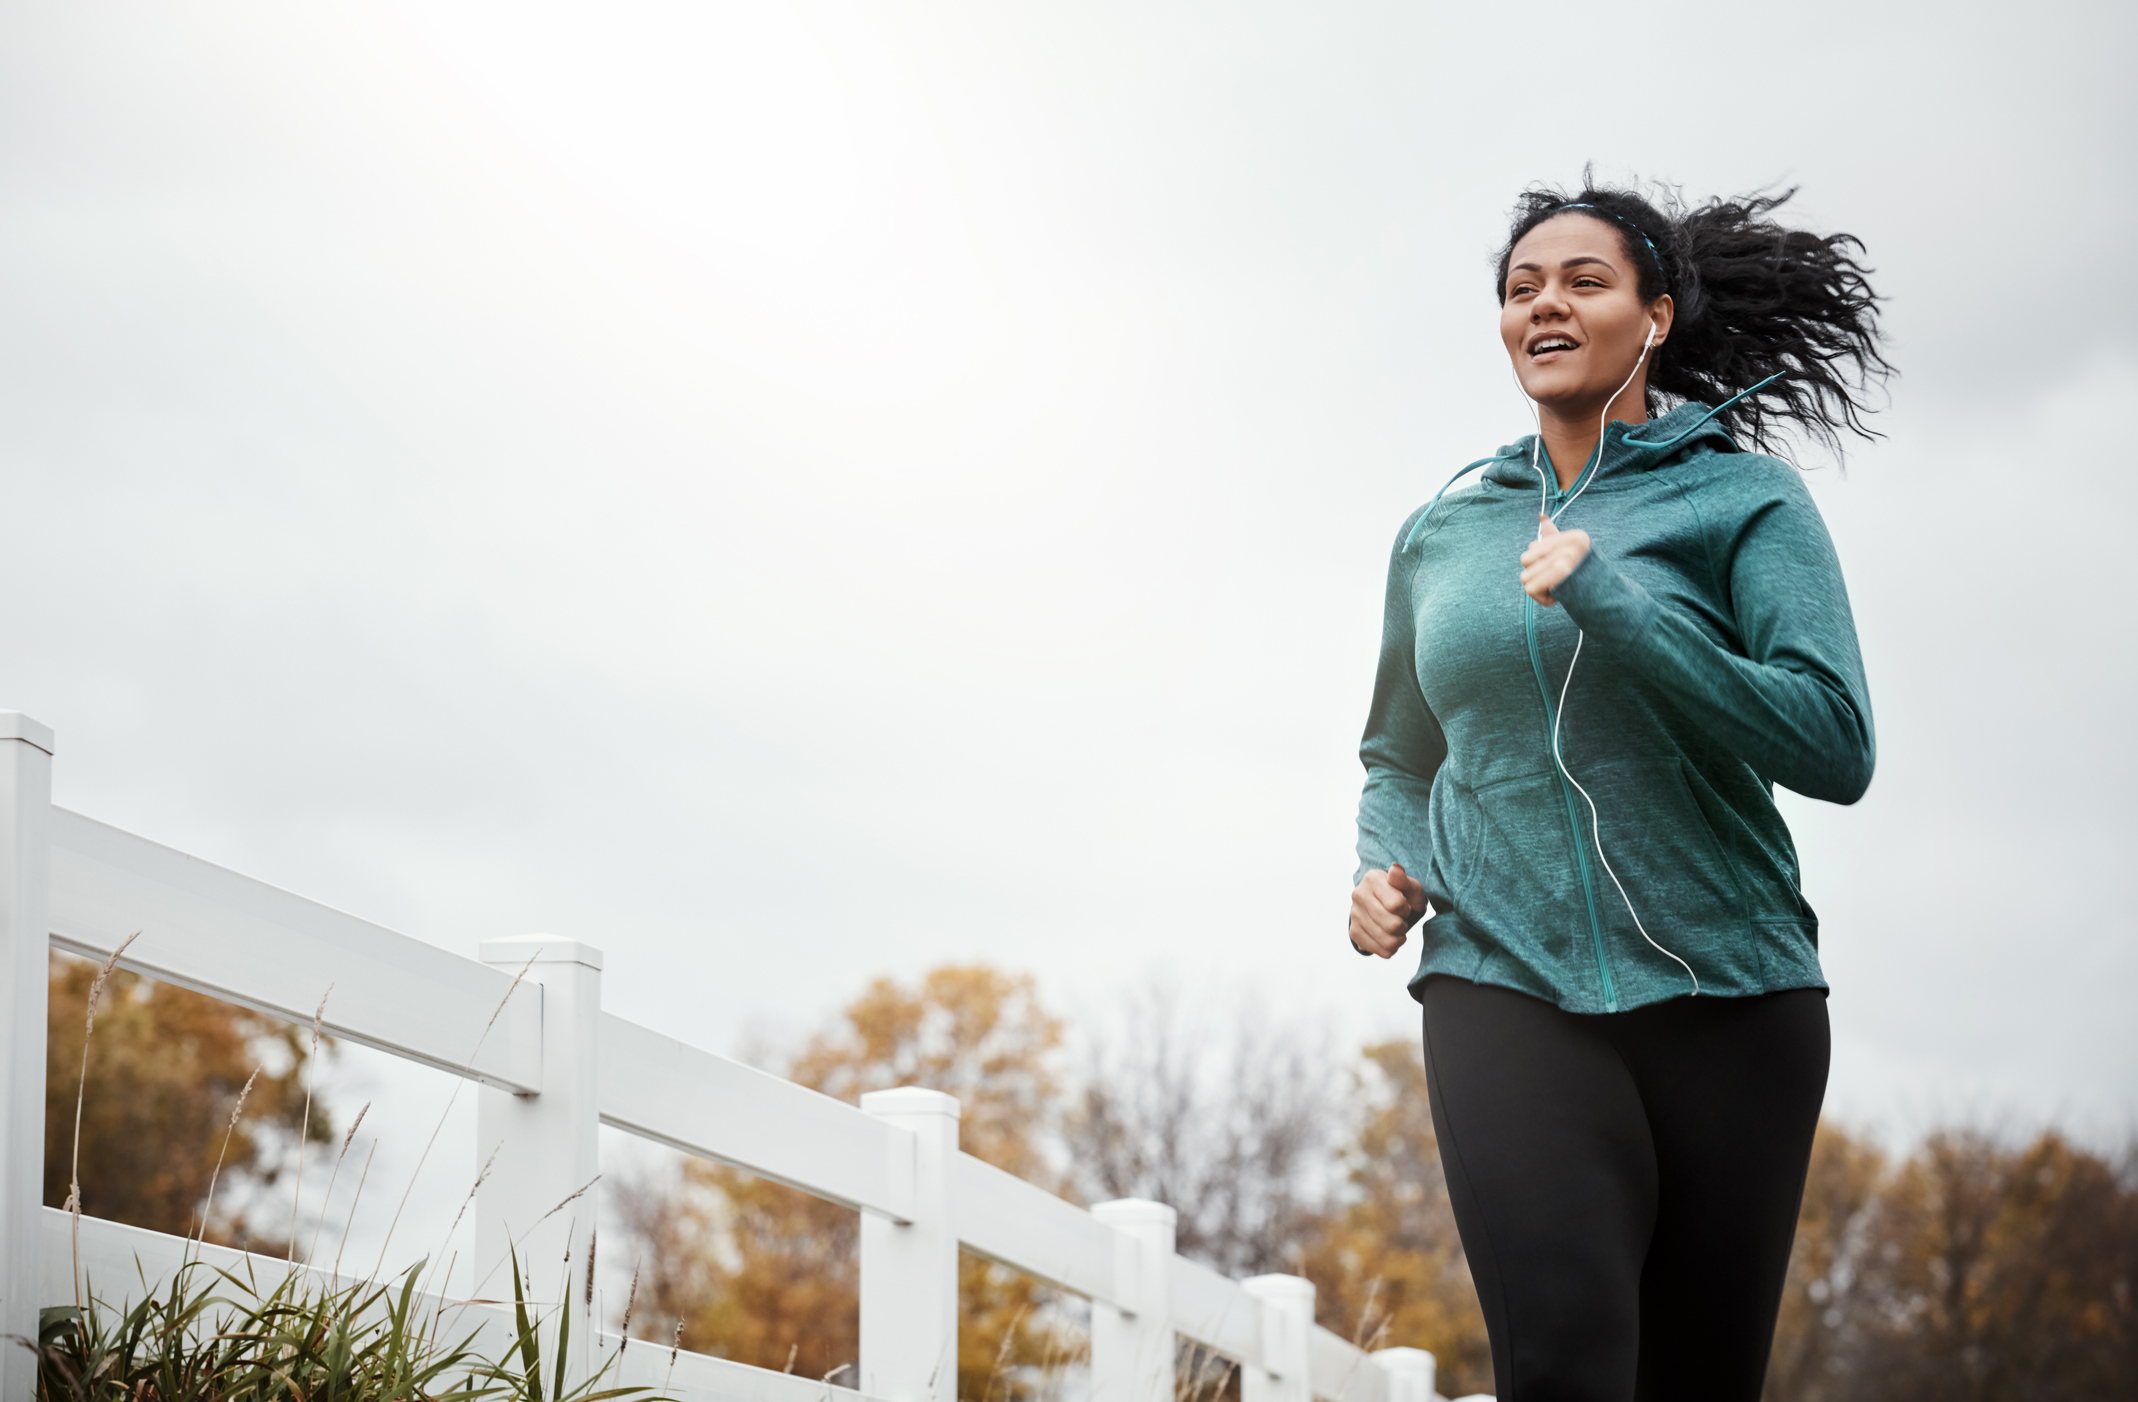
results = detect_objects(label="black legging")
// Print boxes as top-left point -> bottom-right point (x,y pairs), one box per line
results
1419,976 -> 1828,1402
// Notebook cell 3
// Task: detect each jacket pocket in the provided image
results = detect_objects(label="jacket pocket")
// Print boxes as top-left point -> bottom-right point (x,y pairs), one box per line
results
1434,773 -> 1594,971
1577,758 -> 1756,986
1683,762 -> 1816,923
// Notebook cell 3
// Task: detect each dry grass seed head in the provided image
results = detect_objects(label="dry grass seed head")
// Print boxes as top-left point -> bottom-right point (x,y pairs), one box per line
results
341,1102 -> 370,1157
194,1066 -> 262,1246
661,1318 -> 682,1397
619,1263 -> 641,1353
531,1174 -> 600,1230
83,932 -> 140,1039
288,984 -> 334,1262
62,933 -> 134,1313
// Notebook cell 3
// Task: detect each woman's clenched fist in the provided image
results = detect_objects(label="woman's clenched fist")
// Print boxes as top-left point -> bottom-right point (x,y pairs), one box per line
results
1350,863 -> 1427,958
1519,512 -> 1592,606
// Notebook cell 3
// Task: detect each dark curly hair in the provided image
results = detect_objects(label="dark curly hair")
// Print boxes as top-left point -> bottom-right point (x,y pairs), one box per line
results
1495,174 -> 1894,460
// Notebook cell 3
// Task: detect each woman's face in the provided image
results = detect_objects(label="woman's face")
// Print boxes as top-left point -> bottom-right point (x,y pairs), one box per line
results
1500,213 -> 1672,416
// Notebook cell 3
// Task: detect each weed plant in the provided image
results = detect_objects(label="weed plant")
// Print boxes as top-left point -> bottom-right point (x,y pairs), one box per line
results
33,1249 -> 648,1402
38,942 -> 666,1402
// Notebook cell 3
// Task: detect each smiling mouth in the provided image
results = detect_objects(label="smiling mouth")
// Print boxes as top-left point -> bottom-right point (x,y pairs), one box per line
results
1529,335 -> 1579,359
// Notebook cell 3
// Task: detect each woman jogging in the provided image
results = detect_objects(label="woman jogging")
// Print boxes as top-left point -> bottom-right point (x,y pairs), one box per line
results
1348,179 -> 1890,1401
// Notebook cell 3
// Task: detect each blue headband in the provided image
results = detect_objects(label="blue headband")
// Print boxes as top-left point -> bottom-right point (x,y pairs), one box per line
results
1556,203 -> 1665,278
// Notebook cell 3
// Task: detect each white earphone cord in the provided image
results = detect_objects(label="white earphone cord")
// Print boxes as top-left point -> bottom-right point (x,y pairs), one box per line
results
1526,323 -> 1702,996
1552,633 -> 1701,995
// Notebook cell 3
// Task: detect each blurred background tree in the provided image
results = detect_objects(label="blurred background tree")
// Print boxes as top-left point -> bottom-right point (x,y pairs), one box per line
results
1294,1041 -> 1491,1392
611,964 -> 1068,1393
1059,986 -> 1495,1396
1767,1123 -> 2137,1401
50,942 -> 2133,1399
615,963 -> 2137,1401
44,951 -> 335,1253
1765,1120 -> 1889,1400
1064,983 -> 1337,1279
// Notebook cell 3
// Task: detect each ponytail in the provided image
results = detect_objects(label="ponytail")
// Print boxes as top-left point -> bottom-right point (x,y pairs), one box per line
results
1494,174 -> 1894,461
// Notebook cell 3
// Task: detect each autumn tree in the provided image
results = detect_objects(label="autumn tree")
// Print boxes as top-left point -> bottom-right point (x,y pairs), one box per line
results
612,965 -> 1069,1395
1294,1041 -> 1491,1397
613,961 -> 2138,1401
1062,992 -> 1493,1387
1065,983 -> 1340,1280
1762,1122 -> 2138,1401
1838,1128 -> 2134,1401
1764,1121 -> 1888,1401
45,952 -> 334,1251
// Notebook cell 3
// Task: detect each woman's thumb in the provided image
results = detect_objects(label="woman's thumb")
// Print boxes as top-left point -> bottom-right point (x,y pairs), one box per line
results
1388,862 -> 1407,884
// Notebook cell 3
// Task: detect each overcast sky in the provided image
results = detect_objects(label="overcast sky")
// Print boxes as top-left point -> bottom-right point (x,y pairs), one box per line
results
5,0 -> 2134,1270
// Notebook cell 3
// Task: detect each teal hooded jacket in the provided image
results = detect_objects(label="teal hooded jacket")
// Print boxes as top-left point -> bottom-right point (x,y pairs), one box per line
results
1355,400 -> 1874,1013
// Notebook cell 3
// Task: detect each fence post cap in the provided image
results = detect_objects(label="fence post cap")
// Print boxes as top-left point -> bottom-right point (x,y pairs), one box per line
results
1241,1272 -> 1317,1303
479,936 -> 604,971
1371,1347 -> 1434,1365
859,1085 -> 961,1119
1092,1198 -> 1178,1227
0,712 -> 54,754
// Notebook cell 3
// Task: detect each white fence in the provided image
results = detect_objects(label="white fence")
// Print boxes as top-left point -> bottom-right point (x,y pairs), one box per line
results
0,713 -> 1476,1402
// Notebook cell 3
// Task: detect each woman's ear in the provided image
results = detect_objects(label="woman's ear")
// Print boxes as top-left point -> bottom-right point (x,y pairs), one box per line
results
1649,293 -> 1676,346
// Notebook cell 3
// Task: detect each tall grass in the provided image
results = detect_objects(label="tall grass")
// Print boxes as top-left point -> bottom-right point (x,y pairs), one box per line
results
62,933 -> 138,1313
44,943 -> 663,1402
33,1252 -> 649,1402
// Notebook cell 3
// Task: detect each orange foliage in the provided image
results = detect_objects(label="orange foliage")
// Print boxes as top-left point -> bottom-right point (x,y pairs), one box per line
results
616,968 -> 2138,1401
44,952 -> 331,1250
1768,1123 -> 2138,1400
614,965 -> 1070,1396
1766,1121 -> 1888,1398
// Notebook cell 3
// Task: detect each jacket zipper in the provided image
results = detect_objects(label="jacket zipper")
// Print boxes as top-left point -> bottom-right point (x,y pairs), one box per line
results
1525,470 -> 1619,1011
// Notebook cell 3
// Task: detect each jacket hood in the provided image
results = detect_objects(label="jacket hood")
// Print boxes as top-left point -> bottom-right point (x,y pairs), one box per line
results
1480,400 -> 1742,492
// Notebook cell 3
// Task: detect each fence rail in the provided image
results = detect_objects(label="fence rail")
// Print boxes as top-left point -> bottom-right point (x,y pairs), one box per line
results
599,1013 -> 914,1222
47,806 -> 543,1092
0,713 -> 1473,1402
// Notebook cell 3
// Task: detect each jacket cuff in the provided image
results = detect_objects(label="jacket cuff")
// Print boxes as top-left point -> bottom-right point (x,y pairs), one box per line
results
1554,547 -> 1660,645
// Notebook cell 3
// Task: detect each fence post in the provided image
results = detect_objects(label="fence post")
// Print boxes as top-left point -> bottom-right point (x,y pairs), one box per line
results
1090,1199 -> 1176,1402
0,714 -> 53,1402
474,939 -> 602,1323
1242,1274 -> 1314,1402
1372,1347 -> 1437,1402
858,1087 -> 959,1402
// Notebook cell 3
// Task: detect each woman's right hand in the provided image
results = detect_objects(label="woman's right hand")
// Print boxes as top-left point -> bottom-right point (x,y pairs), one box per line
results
1350,864 -> 1426,958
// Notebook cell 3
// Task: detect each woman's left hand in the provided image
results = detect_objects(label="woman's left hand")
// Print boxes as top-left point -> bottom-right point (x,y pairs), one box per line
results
1520,514 -> 1592,606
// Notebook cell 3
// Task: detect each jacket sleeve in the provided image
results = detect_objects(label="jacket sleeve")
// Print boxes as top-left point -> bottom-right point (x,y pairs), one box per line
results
1553,465 -> 1875,803
1356,511 -> 1450,883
